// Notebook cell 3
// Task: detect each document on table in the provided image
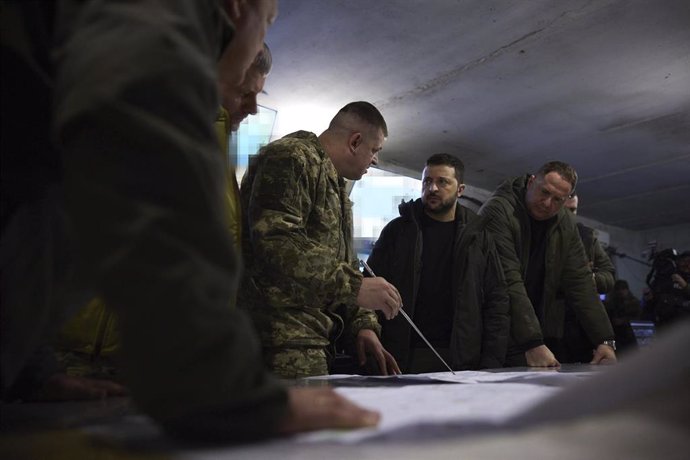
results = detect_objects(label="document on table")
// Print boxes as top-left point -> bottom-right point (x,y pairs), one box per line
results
81,322 -> 689,453
297,369 -> 596,443
305,368 -> 594,386
296,382 -> 561,443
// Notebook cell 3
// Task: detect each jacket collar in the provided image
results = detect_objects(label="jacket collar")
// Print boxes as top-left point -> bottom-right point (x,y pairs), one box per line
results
400,198 -> 471,229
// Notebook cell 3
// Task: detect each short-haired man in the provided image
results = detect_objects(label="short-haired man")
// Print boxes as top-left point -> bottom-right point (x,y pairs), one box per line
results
366,154 -> 510,372
564,195 -> 615,296
216,43 -> 273,247
219,42 -> 273,132
240,101 -> 402,378
561,193 -> 616,362
479,161 -> 616,367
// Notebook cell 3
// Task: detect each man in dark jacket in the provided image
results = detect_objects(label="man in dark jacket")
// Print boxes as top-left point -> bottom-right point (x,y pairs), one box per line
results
367,154 -> 510,372
478,161 -> 616,367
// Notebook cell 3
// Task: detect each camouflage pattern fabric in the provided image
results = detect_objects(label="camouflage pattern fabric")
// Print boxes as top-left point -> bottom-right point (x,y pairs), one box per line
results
262,347 -> 329,379
239,131 -> 380,375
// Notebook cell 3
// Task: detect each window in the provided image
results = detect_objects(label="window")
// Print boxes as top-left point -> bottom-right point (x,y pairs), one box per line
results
230,104 -> 277,182
349,168 -> 421,260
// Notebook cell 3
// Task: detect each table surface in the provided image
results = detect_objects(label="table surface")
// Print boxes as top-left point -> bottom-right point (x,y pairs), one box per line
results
2,337 -> 689,460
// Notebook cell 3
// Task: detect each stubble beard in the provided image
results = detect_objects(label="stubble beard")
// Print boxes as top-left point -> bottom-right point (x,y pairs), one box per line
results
423,195 -> 456,217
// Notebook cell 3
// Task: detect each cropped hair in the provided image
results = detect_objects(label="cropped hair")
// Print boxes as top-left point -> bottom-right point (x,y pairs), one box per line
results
253,42 -> 272,76
535,161 -> 578,193
329,101 -> 388,137
426,153 -> 465,183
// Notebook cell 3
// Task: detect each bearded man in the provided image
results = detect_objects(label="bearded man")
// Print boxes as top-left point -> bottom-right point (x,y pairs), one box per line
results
366,153 -> 509,372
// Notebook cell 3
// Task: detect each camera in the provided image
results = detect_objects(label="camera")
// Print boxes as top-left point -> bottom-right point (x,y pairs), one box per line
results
646,248 -> 678,293
646,248 -> 690,327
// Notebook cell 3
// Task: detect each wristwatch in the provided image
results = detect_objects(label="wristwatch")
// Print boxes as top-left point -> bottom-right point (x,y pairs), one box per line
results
601,340 -> 616,350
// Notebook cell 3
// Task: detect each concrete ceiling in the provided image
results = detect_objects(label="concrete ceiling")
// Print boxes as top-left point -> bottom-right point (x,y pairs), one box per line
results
261,0 -> 690,231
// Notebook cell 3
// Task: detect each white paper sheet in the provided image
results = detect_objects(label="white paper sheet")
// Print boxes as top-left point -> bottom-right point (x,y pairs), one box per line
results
306,368 -> 594,386
296,382 -> 561,443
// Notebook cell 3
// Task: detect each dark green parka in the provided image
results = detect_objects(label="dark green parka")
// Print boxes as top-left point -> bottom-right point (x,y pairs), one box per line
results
479,176 -> 614,349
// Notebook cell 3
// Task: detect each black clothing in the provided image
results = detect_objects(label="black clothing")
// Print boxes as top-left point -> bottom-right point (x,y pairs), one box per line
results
367,199 -> 509,371
525,216 -> 553,322
413,213 -> 456,348
561,223 -> 616,363
604,293 -> 642,353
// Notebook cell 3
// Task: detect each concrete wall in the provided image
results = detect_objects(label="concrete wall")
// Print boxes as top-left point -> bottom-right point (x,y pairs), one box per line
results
641,223 -> 690,256
572,219 -> 690,298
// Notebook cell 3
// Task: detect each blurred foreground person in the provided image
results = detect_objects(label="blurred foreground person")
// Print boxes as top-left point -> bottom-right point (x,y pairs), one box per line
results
1,0 -> 379,442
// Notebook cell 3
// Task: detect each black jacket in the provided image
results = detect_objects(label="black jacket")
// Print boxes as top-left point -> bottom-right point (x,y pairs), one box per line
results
367,199 -> 509,371
576,223 -> 615,294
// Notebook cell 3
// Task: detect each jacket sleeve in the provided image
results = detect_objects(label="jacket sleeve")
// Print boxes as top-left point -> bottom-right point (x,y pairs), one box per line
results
561,226 -> 615,345
366,219 -> 405,329
479,233 -> 510,368
54,0 -> 287,442
479,198 -> 544,348
342,303 -> 382,341
592,238 -> 615,294
244,149 -> 361,311
366,220 -> 398,281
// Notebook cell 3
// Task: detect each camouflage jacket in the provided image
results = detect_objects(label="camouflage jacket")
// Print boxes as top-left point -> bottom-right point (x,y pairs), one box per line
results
239,131 -> 380,349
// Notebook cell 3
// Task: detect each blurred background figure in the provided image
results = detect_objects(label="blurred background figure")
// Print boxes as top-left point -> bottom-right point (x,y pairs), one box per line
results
560,193 -> 616,362
604,280 -> 642,355
645,249 -> 690,330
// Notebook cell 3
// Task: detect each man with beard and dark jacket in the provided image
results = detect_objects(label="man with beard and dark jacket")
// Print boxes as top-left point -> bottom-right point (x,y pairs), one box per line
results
366,154 -> 509,372
479,161 -> 616,367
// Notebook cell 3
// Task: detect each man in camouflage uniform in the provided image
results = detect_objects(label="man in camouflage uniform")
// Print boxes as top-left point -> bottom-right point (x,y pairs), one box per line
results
240,101 -> 402,378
